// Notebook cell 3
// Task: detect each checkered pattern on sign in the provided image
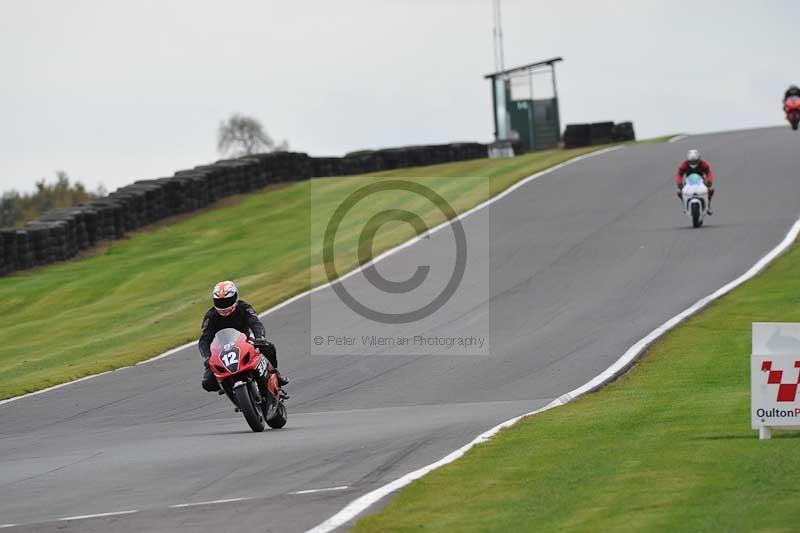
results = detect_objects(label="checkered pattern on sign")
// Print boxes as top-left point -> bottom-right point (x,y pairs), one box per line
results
761,360 -> 800,402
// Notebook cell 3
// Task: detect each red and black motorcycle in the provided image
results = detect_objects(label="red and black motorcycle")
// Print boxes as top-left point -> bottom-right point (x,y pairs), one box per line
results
785,96 -> 800,131
209,328 -> 287,432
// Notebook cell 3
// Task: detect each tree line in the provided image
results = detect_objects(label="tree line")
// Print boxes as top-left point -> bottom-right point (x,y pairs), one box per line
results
1,171 -> 102,227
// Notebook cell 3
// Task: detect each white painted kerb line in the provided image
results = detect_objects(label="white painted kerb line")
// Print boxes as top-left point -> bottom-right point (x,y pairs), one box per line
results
169,497 -> 253,508
305,216 -> 800,533
0,145 -> 623,408
668,134 -> 689,143
59,510 -> 138,521
290,486 -> 349,495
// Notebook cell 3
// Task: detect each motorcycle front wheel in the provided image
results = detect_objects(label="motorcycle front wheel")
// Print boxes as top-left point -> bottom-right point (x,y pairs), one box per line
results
234,382 -> 265,432
691,202 -> 703,228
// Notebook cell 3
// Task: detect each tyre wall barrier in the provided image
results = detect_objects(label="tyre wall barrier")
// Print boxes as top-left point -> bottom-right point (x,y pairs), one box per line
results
611,122 -> 636,142
563,121 -> 635,148
0,142 -> 488,277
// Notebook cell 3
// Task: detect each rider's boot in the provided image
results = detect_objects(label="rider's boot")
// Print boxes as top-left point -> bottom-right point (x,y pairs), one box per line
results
272,369 -> 289,399
707,188 -> 714,215
201,366 -> 221,392
276,370 -> 289,387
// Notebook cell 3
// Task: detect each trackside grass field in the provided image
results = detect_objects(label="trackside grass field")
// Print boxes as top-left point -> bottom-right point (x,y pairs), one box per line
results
637,133 -> 679,144
354,236 -> 800,531
0,146 -> 605,400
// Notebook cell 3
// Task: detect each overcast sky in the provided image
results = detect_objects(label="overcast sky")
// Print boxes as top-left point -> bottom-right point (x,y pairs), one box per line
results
1,0 -> 797,193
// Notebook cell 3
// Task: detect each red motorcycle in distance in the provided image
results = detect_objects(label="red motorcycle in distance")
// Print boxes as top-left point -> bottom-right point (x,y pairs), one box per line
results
209,328 -> 288,432
785,96 -> 800,130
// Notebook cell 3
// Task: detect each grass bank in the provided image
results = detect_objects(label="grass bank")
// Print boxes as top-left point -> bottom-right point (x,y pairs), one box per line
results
355,228 -> 800,531
0,146 -> 607,400
637,133 -> 680,144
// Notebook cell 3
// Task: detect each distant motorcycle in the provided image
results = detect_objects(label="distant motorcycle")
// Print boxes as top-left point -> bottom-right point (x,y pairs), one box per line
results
209,328 -> 287,432
681,173 -> 709,228
785,96 -> 800,130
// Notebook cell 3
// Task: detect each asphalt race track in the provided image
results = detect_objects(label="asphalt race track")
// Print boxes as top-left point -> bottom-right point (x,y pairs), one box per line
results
1,127 -> 799,532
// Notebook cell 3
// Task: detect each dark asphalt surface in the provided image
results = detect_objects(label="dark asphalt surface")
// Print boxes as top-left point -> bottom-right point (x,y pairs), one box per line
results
1,127 -> 799,532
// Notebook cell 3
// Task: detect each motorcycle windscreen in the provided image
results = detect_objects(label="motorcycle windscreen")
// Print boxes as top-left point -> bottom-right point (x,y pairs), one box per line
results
210,328 -> 247,354
686,174 -> 704,186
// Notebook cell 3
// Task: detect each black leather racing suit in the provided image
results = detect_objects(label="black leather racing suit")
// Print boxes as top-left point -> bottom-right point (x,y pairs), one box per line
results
198,300 -> 277,391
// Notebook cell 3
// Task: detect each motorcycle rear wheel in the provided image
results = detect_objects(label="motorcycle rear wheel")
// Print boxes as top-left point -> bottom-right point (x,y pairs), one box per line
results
235,383 -> 265,432
266,402 -> 287,429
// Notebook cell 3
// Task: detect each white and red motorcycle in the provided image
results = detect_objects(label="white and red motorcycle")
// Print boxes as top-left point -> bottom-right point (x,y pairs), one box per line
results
681,173 -> 709,228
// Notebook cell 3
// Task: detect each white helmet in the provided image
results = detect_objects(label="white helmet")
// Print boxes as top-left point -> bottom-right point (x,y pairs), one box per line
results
212,280 -> 239,316
686,149 -> 701,168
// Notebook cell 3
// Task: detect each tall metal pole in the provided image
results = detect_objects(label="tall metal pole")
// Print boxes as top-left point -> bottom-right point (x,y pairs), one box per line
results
528,68 -> 535,150
493,0 -> 506,74
551,63 -> 561,145
492,0 -> 509,141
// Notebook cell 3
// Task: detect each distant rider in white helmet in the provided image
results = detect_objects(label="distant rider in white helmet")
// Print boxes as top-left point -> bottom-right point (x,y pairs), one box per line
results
675,149 -> 715,215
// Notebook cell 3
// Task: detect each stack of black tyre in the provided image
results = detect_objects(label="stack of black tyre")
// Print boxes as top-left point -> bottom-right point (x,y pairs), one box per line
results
341,150 -> 384,175
564,121 -> 636,148
310,157 -> 345,177
563,124 -> 591,149
611,122 -> 636,142
0,141 -> 491,277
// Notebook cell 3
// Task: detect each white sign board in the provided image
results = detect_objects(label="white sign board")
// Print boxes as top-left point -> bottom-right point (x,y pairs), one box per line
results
752,323 -> 800,439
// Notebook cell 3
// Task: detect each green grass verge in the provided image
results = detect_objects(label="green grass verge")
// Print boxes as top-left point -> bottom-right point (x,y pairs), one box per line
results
632,134 -> 680,145
354,233 -> 800,532
0,146 -> 608,400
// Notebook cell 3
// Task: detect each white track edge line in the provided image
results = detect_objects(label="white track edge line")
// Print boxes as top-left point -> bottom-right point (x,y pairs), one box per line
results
0,145 -> 623,408
290,486 -> 349,495
668,134 -> 689,143
0,370 -> 115,406
305,216 -> 800,533
58,510 -> 138,521
169,497 -> 253,508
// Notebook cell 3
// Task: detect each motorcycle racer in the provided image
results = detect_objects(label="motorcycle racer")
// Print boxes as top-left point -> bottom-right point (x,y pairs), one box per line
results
199,280 -> 288,392
784,85 -> 800,102
675,149 -> 715,215
784,86 -> 800,130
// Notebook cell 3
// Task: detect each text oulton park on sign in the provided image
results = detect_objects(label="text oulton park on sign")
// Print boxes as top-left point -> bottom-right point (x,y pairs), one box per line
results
751,323 -> 800,439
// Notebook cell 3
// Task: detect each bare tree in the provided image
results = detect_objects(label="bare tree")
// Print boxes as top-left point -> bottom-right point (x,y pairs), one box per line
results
217,113 -> 289,157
